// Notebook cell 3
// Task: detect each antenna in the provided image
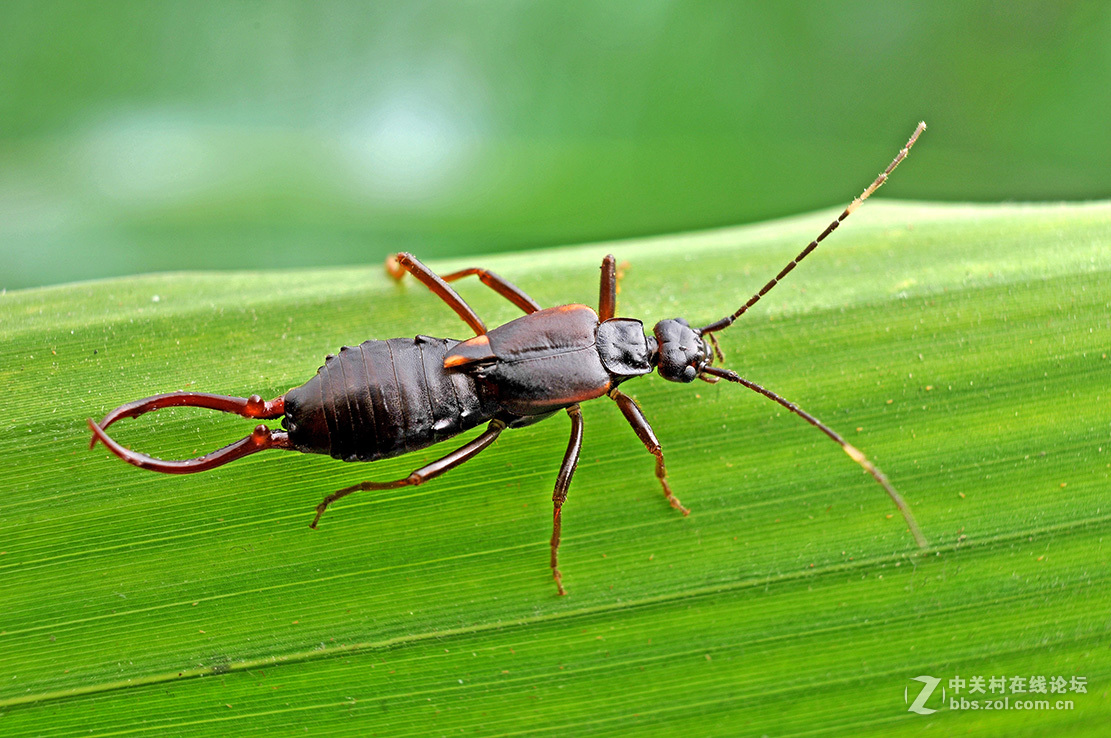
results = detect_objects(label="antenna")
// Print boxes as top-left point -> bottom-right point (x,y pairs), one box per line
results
701,365 -> 928,549
700,121 -> 926,335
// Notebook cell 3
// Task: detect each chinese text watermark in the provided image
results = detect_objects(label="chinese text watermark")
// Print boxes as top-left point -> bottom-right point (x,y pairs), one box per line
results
905,674 -> 1086,715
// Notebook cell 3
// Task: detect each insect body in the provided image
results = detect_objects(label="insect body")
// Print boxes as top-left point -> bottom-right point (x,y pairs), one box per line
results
90,123 -> 929,594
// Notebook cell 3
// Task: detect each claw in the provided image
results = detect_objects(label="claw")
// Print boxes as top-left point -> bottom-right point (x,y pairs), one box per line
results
89,392 -> 291,473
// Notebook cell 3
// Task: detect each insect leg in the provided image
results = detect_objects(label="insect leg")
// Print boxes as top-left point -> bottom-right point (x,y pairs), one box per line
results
598,254 -> 617,321
550,405 -> 584,596
309,419 -> 506,528
608,389 -> 690,515
387,252 -> 488,335
436,267 -> 542,315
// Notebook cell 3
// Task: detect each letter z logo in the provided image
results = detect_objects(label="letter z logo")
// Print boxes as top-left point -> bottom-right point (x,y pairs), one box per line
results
905,675 -> 944,715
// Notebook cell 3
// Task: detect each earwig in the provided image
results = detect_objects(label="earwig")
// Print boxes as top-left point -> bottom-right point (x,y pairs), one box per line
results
90,122 -> 929,594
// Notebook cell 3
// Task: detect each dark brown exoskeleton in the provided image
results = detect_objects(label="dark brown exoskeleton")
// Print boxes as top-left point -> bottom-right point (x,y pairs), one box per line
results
90,123 -> 929,594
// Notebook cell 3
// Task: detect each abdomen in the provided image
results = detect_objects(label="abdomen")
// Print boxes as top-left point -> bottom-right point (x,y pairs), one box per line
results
282,337 -> 497,462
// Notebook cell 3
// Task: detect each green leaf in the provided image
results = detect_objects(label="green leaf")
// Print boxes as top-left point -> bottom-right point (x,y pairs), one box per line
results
2,201 -> 1108,735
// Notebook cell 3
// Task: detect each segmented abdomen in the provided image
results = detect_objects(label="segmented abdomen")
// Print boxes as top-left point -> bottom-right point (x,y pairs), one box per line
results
283,337 -> 497,462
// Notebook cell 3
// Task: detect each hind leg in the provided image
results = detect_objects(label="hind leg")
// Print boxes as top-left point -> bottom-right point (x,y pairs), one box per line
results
386,252 -> 488,335
310,419 -> 506,528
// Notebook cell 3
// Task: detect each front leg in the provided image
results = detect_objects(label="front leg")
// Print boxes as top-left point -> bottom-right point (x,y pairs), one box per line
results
598,254 -> 617,320
609,389 -> 689,515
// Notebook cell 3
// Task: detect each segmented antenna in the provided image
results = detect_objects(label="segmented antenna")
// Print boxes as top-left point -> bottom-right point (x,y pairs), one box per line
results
701,365 -> 928,549
700,121 -> 926,335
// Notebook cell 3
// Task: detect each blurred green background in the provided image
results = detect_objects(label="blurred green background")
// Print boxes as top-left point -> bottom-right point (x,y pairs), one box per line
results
1,0 -> 1108,291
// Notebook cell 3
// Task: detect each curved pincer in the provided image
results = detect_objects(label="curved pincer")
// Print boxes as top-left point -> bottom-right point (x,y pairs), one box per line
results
88,391 -> 291,474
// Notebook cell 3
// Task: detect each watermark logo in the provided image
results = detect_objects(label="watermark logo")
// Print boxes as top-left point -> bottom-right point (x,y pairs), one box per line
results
905,675 -> 945,715
905,673 -> 1087,715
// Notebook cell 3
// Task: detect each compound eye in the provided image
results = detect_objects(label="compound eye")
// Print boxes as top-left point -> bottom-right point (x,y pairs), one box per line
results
682,365 -> 697,382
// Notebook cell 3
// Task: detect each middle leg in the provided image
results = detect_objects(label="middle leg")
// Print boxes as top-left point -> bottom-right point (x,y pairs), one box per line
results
550,404 -> 584,596
389,253 -> 542,320
438,267 -> 542,315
